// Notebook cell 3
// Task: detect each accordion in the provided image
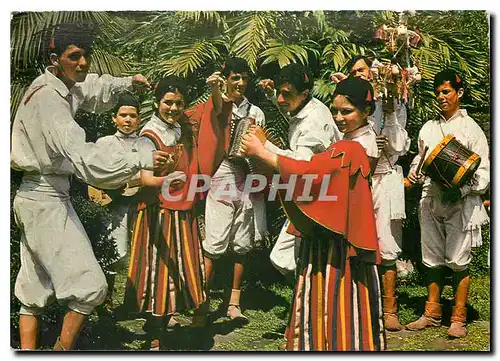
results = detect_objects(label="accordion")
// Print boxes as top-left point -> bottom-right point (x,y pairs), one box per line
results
228,116 -> 255,158
227,116 -> 273,176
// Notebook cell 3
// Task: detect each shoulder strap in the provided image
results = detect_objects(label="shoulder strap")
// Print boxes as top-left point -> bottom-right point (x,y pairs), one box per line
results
244,101 -> 252,118
141,129 -> 164,150
23,85 -> 46,105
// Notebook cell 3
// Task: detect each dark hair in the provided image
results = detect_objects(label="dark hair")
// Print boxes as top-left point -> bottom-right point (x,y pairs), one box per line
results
47,23 -> 94,57
154,75 -> 188,103
276,63 -> 314,93
433,69 -> 465,91
221,57 -> 251,77
346,55 -> 373,72
113,92 -> 140,115
333,77 -> 376,115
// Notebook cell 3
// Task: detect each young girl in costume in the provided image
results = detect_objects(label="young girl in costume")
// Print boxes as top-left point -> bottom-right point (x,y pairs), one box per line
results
124,76 -> 212,350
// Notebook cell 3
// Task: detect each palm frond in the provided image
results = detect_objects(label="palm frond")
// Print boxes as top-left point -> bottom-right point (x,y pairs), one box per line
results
260,40 -> 319,68
229,12 -> 272,72
312,78 -> 335,103
11,11 -> 125,70
176,11 -> 226,29
89,47 -> 133,76
157,39 -> 224,76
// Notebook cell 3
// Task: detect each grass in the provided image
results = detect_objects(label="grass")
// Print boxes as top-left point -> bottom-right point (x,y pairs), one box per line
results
11,255 -> 490,351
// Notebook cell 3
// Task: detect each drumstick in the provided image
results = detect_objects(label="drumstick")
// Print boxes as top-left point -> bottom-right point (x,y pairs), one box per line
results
416,146 -> 429,175
404,145 -> 429,189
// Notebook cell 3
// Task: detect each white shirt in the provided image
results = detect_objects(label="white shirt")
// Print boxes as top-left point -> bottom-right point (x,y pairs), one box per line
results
96,131 -> 142,183
139,114 -> 182,150
96,130 -> 139,152
264,97 -> 342,160
11,67 -> 152,190
410,109 -> 490,198
343,124 -> 379,159
370,100 -> 410,174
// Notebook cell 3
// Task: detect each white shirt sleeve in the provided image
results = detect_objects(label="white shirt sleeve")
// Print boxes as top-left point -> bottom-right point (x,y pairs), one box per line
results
264,140 -> 316,161
460,121 -> 490,197
37,94 -> 153,189
382,109 -> 410,155
75,74 -> 133,114
251,106 -> 266,127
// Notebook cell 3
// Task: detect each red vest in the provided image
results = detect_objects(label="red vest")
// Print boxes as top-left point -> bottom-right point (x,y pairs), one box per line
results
137,119 -> 199,211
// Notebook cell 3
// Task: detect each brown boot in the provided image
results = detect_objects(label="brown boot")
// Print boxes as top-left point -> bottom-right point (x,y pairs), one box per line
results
383,297 -> 404,331
381,267 -> 404,331
406,267 -> 444,331
405,301 -> 442,330
448,271 -> 470,338
149,338 -> 160,351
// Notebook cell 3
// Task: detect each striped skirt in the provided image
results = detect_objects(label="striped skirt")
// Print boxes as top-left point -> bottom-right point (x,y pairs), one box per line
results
286,236 -> 386,351
124,204 -> 206,316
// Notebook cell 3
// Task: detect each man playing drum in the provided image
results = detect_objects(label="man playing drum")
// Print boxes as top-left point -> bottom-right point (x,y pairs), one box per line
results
406,69 -> 490,338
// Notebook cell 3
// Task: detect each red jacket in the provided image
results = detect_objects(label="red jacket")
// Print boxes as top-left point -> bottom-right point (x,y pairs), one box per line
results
277,140 -> 380,264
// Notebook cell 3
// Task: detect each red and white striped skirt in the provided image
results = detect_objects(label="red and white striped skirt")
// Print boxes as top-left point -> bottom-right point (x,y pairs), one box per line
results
124,204 -> 206,316
286,236 -> 386,351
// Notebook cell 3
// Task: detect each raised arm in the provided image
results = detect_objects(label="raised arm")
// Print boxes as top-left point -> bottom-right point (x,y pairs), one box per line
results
381,101 -> 410,155
75,73 -> 150,114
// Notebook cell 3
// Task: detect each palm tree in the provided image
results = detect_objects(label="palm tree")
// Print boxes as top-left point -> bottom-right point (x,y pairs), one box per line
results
10,11 -> 135,118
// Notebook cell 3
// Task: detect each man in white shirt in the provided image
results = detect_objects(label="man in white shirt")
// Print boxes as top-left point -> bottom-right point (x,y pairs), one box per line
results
11,23 -> 169,350
405,70 -> 489,338
257,63 -> 341,278
202,58 -> 266,322
332,55 -> 410,331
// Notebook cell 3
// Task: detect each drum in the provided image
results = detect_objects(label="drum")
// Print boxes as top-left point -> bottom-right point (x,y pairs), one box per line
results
421,135 -> 481,188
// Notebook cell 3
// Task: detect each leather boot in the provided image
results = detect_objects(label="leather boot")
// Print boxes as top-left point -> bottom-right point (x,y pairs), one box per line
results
381,266 -> 404,331
406,268 -> 444,331
405,301 -> 442,330
227,289 -> 248,322
448,271 -> 470,338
